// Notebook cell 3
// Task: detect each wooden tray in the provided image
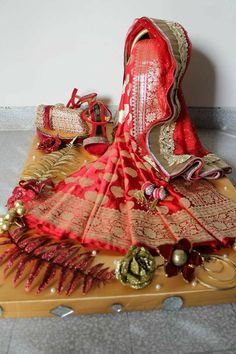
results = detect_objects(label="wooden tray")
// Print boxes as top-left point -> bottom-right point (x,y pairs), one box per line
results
0,135 -> 236,318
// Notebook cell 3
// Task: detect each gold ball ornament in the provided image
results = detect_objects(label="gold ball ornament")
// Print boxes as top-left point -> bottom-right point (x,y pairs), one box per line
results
14,200 -> 24,208
4,208 -> 17,222
233,242 -> 236,251
172,249 -> 188,267
0,216 -> 4,225
1,221 -> 10,231
16,206 -> 26,217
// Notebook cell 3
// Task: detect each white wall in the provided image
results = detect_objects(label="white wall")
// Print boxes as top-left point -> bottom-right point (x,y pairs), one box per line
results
0,0 -> 235,107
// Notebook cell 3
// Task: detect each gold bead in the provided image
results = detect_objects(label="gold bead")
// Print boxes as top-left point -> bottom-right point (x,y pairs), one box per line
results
14,200 -> 24,208
172,249 -> 188,267
1,222 -> 10,231
4,208 -> 16,222
233,242 -> 236,251
16,206 -> 26,216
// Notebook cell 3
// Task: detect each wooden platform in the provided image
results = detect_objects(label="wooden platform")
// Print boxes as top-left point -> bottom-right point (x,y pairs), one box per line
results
0,134 -> 235,318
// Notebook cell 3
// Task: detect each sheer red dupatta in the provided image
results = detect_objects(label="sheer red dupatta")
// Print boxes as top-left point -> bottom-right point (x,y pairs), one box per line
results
24,18 -> 236,253
124,17 -> 231,181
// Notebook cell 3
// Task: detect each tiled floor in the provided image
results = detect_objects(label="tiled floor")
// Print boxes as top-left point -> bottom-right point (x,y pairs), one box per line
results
0,129 -> 235,354
0,305 -> 236,354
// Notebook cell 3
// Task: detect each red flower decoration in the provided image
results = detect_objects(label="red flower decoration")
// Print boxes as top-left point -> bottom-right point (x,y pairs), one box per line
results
7,179 -> 54,208
37,135 -> 62,154
157,238 -> 202,282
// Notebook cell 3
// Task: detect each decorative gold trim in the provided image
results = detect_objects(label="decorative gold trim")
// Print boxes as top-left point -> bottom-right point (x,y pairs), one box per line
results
83,136 -> 108,147
159,123 -> 191,166
196,255 -> 236,290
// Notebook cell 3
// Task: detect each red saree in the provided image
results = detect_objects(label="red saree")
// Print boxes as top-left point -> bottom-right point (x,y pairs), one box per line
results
25,17 -> 236,253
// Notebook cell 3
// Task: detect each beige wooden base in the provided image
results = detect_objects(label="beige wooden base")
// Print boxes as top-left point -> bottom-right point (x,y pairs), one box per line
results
0,135 -> 236,318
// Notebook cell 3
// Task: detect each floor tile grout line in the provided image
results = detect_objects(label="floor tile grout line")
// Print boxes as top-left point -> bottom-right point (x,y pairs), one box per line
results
230,303 -> 236,315
126,312 -> 134,354
5,320 -> 15,354
186,347 -> 236,354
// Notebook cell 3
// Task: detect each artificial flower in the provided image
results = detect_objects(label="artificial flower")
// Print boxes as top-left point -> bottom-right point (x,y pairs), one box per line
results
157,238 -> 202,282
116,246 -> 156,289
7,179 -> 54,208
37,135 -> 62,154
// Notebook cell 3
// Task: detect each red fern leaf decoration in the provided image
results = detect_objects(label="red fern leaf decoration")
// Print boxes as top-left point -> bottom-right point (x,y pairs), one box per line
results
53,246 -> 79,265
0,239 -> 13,246
63,251 -> 88,268
58,267 -> 71,294
82,275 -> 93,294
40,244 -> 64,261
74,255 -> 94,271
3,249 -> 24,277
11,228 -> 28,243
0,228 -> 115,295
25,259 -> 45,291
66,271 -> 84,296
24,237 -> 48,253
0,245 -> 17,265
13,256 -> 35,286
37,263 -> 57,293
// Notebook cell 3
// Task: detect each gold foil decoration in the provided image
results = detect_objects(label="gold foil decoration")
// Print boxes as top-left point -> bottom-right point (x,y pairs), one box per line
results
116,246 -> 156,289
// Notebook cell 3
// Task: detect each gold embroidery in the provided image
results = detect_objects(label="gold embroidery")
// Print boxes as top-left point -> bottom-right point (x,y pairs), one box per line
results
159,123 -> 191,166
111,156 -> 119,164
131,54 -> 161,139
119,201 -> 135,213
93,162 -> 106,170
120,150 -> 131,158
131,141 -> 137,151
179,197 -> 191,208
136,161 -> 147,170
110,186 -> 124,198
64,176 -> 79,184
172,179 -> 236,242
156,206 -> 169,215
203,153 -> 221,165
124,132 -> 130,142
124,178 -> 129,188
60,211 -> 74,221
128,189 -> 140,197
103,172 -> 118,183
84,191 -> 97,201
124,167 -> 138,178
79,177 -> 94,187
28,188 -> 236,251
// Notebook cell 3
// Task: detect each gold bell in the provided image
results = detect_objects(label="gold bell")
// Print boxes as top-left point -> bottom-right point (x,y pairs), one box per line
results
16,206 -> 26,217
14,200 -> 24,208
172,249 -> 188,267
